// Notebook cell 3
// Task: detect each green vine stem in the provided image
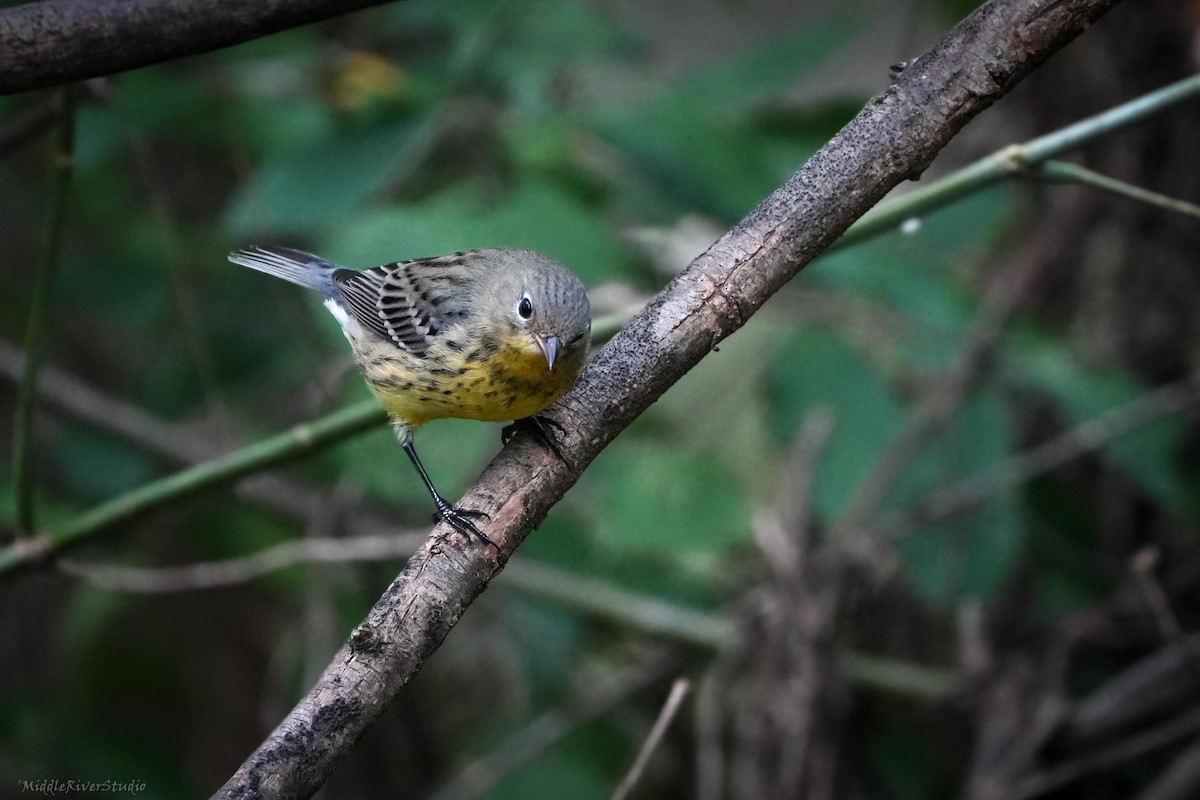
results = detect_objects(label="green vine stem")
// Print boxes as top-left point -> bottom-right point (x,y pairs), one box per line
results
10,85 -> 75,536
836,73 -> 1200,249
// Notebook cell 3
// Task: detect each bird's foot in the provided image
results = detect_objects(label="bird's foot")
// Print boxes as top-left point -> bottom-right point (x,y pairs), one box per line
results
433,501 -> 496,549
502,415 -> 570,467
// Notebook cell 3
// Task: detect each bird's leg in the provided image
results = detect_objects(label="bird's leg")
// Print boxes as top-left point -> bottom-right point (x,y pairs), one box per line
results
501,414 -> 570,467
401,440 -> 495,548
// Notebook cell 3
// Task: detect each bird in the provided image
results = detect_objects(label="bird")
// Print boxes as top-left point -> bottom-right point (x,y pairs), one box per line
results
228,245 -> 592,546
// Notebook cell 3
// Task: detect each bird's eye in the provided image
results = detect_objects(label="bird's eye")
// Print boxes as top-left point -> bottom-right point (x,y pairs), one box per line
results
517,294 -> 533,320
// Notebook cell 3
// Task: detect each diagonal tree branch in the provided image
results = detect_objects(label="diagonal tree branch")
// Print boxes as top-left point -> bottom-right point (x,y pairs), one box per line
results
0,0 -> 400,96
216,0 -> 1126,796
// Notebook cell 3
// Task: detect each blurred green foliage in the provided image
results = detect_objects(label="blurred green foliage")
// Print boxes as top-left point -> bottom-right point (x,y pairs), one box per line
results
1,0 -> 1197,798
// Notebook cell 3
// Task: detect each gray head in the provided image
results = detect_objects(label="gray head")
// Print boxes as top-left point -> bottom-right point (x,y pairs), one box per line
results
470,248 -> 591,373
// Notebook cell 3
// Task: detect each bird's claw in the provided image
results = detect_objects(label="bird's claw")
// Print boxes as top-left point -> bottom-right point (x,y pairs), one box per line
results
502,415 -> 570,467
433,502 -> 496,549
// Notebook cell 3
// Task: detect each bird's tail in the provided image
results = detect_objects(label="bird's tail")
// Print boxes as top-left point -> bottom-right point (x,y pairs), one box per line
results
228,246 -> 340,297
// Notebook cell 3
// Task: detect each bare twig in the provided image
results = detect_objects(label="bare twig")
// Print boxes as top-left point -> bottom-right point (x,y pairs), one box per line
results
59,541 -> 956,704
0,336 -> 215,463
57,532 -> 423,592
1032,159 -> 1200,221
1012,705 -> 1200,800
1063,634 -> 1200,750
694,649 -> 744,800
964,661 -> 1067,800
742,413 -> 842,798
612,678 -> 691,800
830,238 -> 1043,541
1130,547 -> 1185,644
1133,737 -> 1200,800
0,402 -> 385,573
0,335 -> 432,560
874,380 -> 1200,545
428,650 -> 678,800
754,407 -> 836,573
0,97 -> 58,156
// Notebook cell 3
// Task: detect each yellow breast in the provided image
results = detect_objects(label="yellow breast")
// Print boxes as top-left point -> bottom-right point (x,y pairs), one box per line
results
362,334 -> 583,428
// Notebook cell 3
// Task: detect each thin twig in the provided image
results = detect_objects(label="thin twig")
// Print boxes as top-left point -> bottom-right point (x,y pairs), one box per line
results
122,106 -> 232,430
694,649 -> 743,800
835,73 -> 1200,250
612,678 -> 692,800
1033,159 -> 1200,221
0,335 -> 428,553
830,241 -> 1040,541
0,97 -> 58,156
874,380 -> 1200,545
427,650 -> 678,800
0,336 -> 215,463
1011,705 -> 1200,800
0,402 -> 385,573
1130,547 -> 1185,644
1133,737 -> 1200,800
10,85 -> 74,536
57,532 -> 422,592
504,561 -> 733,649
59,538 -> 957,700
755,406 -> 836,574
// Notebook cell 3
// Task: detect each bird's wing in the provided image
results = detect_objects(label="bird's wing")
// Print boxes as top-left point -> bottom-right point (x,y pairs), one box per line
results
332,255 -> 474,356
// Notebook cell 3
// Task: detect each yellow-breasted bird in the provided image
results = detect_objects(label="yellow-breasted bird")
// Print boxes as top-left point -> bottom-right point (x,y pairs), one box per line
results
228,246 -> 591,545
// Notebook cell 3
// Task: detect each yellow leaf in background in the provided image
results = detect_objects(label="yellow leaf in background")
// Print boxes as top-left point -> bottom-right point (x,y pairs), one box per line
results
330,51 -> 406,110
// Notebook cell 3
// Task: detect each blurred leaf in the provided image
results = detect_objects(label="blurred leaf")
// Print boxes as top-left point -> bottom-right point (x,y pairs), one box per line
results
480,724 -> 616,800
330,415 -> 495,510
229,92 -> 335,154
73,105 -> 125,171
591,440 -> 749,558
766,326 -> 907,521
865,724 -> 943,800
589,15 -> 859,220
504,595 -> 588,690
660,14 -> 857,112
57,429 -> 158,503
653,310 -> 778,495
491,0 -> 629,113
326,179 -> 631,285
594,102 -> 781,220
813,188 -> 1019,339
897,387 -> 1020,603
225,119 -> 422,235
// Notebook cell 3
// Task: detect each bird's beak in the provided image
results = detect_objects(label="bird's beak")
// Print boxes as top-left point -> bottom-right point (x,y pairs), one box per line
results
537,335 -> 561,371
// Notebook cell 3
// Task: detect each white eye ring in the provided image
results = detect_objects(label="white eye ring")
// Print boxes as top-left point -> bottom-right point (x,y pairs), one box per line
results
517,293 -> 533,320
